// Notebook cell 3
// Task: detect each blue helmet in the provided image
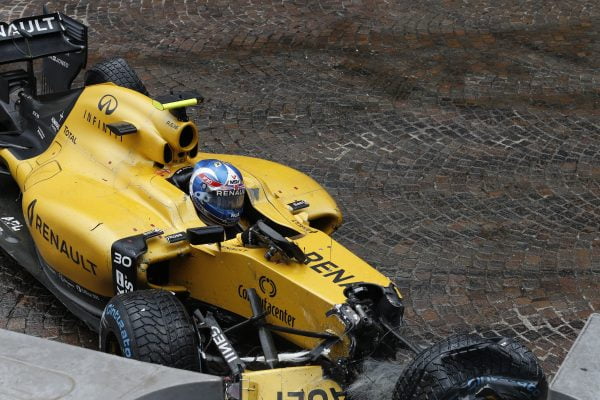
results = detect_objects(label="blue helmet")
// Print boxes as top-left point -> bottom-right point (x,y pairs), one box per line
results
189,159 -> 246,226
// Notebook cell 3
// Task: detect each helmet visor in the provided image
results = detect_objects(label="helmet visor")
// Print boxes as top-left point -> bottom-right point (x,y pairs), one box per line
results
207,188 -> 245,210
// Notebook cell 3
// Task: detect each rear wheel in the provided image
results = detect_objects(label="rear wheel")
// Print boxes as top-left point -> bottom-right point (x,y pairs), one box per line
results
99,289 -> 200,371
84,57 -> 149,95
393,334 -> 547,400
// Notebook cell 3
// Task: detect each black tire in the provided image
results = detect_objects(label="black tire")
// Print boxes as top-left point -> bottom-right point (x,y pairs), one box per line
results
393,334 -> 547,400
99,289 -> 200,371
84,57 -> 149,96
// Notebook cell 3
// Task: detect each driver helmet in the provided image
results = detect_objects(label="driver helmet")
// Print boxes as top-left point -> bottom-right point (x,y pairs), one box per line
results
189,159 -> 246,226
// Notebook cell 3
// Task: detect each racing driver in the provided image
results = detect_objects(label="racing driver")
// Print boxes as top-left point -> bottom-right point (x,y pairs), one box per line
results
188,159 -> 246,230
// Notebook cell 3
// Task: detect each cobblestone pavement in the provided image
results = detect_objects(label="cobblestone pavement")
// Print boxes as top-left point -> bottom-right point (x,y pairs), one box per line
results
1,0 -> 599,377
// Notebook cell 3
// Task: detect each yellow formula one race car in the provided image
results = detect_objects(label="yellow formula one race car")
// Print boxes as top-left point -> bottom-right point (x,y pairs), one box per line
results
0,11 -> 547,400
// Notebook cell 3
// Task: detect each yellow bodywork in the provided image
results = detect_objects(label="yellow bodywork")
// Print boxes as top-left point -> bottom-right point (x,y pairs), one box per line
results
0,84 -> 397,361
242,366 -> 344,400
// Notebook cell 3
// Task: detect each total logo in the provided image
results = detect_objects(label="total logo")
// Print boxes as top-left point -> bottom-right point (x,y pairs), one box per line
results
259,276 -> 277,298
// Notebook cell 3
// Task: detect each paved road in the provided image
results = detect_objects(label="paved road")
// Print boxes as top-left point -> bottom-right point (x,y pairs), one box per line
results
1,0 -> 599,376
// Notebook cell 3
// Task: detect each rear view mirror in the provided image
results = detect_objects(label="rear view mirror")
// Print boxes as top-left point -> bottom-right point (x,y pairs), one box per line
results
187,226 -> 225,245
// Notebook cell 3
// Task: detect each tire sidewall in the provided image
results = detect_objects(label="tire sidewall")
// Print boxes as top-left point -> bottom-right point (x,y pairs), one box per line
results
83,70 -> 106,87
99,299 -> 138,359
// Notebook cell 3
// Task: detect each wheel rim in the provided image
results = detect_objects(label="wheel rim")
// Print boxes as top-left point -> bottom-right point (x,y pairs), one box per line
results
106,333 -> 123,357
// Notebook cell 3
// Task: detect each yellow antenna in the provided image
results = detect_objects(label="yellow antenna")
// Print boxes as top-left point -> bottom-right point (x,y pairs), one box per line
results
152,98 -> 199,111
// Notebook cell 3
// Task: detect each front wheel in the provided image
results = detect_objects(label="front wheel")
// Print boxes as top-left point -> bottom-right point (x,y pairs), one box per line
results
99,289 -> 200,371
393,334 -> 547,400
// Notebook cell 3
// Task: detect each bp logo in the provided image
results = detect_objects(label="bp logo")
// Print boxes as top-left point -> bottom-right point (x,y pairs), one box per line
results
98,94 -> 118,115
259,276 -> 277,298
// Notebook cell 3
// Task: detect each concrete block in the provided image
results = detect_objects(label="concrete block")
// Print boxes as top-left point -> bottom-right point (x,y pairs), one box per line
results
549,313 -> 600,400
0,329 -> 223,400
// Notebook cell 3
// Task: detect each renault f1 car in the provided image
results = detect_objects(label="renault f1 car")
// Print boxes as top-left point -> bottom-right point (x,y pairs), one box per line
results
0,11 -> 547,400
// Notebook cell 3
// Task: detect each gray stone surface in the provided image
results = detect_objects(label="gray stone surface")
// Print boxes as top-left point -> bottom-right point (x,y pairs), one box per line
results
0,329 -> 223,400
0,0 -> 599,378
549,313 -> 600,400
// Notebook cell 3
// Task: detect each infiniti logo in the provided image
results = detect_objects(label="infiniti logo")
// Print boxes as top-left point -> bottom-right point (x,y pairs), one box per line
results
98,94 -> 118,115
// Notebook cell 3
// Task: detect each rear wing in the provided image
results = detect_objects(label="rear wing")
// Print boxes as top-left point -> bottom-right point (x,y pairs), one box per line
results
0,13 -> 86,65
0,12 -> 88,96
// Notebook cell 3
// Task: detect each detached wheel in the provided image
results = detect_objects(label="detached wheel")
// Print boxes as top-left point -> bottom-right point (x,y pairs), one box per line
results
84,57 -> 149,95
393,334 -> 547,400
99,289 -> 200,371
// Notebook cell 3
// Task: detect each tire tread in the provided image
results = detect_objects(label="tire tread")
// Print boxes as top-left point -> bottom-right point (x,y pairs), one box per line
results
84,58 -> 149,95
100,290 -> 199,371
393,334 -> 546,400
